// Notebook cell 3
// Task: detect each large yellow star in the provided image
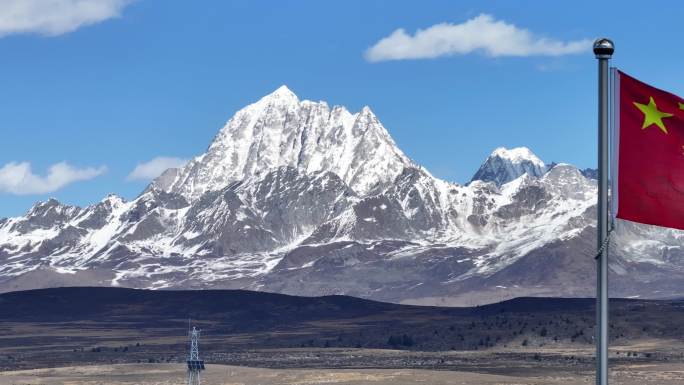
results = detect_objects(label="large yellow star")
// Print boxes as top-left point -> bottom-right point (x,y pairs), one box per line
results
633,96 -> 673,134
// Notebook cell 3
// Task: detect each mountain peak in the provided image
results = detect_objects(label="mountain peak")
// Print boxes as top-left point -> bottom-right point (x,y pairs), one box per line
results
152,87 -> 412,200
29,198 -> 61,212
100,194 -> 125,206
360,105 -> 374,115
259,85 -> 299,104
490,147 -> 544,166
471,147 -> 547,186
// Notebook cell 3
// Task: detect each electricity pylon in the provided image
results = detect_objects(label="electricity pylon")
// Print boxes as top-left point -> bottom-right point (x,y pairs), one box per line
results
186,326 -> 205,385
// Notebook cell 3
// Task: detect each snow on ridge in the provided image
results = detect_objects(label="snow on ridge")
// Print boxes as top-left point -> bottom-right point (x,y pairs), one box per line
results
491,146 -> 545,167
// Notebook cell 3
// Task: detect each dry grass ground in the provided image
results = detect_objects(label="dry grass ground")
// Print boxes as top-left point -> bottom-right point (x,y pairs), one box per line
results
2,362 -> 684,385
2,289 -> 684,384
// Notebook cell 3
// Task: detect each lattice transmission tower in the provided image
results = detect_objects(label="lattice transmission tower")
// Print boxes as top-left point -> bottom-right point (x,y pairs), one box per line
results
186,326 -> 205,385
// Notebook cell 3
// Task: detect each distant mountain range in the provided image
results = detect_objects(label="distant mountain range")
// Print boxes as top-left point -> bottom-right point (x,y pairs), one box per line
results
1,86 -> 683,305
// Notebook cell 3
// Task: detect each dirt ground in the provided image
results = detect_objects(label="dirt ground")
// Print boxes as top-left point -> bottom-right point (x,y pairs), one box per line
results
1,362 -> 684,385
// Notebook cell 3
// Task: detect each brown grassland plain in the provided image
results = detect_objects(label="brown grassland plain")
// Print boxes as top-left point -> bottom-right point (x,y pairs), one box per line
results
1,360 -> 684,385
2,288 -> 684,384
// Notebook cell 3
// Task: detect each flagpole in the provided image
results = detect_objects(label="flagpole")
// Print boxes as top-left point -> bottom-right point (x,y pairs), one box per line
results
594,37 -> 614,385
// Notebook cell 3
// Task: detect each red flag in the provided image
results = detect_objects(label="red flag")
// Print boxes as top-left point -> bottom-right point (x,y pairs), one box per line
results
617,71 -> 684,229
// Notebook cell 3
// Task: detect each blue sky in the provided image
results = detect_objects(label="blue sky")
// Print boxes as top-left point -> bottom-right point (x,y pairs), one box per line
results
2,0 -> 684,217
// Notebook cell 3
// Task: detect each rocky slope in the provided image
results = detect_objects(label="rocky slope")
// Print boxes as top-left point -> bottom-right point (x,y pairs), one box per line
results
1,86 -> 683,305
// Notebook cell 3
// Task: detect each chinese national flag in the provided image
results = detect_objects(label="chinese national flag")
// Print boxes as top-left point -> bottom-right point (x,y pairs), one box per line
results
617,71 -> 684,230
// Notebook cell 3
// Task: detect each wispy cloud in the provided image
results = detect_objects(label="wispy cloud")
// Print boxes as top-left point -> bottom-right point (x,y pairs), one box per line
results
0,161 -> 106,195
127,157 -> 188,181
0,0 -> 134,38
365,14 -> 591,62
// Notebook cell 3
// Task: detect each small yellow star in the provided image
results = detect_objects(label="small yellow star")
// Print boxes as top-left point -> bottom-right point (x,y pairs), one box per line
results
633,96 -> 673,134
679,102 -> 684,110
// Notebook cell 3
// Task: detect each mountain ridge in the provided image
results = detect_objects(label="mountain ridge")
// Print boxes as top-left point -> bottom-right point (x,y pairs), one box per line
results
1,86 -> 683,305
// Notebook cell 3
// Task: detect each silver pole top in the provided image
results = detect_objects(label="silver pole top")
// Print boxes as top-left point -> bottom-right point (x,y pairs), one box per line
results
593,38 -> 614,59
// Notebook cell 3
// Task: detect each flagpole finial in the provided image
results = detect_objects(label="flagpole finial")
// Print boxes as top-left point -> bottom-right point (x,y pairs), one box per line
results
593,38 -> 614,59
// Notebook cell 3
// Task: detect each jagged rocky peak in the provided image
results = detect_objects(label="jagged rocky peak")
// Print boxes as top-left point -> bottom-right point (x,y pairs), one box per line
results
9,198 -> 81,232
100,194 -> 125,207
542,163 -> 595,200
471,146 -> 547,187
151,85 -> 414,200
27,198 -> 78,217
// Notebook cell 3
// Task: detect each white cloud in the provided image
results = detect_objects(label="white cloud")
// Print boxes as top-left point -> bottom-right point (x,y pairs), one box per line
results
127,157 -> 188,181
0,161 -> 106,195
0,0 -> 134,38
365,14 -> 591,62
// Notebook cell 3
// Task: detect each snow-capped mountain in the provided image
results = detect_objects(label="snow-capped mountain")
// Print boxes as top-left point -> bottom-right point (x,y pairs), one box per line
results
471,147 -> 547,186
1,86 -> 683,305
150,86 -> 412,200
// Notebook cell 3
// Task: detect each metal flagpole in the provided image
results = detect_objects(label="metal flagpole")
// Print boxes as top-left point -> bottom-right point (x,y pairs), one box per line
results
593,37 -> 614,385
